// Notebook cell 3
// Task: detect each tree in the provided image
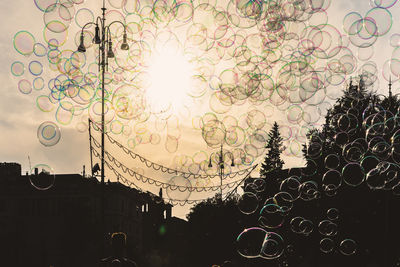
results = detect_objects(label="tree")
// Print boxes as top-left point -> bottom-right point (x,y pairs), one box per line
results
260,121 -> 285,177
282,75 -> 400,266
184,194 -> 249,267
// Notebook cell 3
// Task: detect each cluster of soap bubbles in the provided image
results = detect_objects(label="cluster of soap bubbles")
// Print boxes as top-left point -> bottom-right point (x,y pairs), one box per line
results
236,227 -> 285,260
235,73 -> 400,262
236,176 -> 357,261
11,0 -> 398,172
236,175 -> 356,258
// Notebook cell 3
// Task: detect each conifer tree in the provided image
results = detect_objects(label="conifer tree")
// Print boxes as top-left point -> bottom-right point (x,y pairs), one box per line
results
260,121 -> 285,177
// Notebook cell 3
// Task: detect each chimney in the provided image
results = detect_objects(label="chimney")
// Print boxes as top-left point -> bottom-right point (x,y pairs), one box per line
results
83,165 -> 86,178
159,188 -> 163,198
34,168 -> 38,176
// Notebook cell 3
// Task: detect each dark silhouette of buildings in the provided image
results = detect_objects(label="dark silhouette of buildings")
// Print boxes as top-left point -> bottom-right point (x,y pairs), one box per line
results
0,162 -> 173,267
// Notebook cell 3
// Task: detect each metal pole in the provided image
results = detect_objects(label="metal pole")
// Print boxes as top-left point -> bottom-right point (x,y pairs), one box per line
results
88,119 -> 94,176
101,2 -> 106,258
101,0 -> 106,192
220,144 -> 223,200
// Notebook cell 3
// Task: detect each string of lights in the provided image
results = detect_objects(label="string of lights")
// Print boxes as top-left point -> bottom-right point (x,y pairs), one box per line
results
89,124 -> 256,179
90,144 -> 244,192
102,131 -> 256,179
91,147 -> 240,206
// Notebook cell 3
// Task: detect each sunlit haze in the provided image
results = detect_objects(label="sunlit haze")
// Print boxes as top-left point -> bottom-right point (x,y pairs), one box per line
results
147,43 -> 194,114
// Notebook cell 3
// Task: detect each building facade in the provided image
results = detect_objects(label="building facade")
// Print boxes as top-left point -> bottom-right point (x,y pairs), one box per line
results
0,162 -> 172,267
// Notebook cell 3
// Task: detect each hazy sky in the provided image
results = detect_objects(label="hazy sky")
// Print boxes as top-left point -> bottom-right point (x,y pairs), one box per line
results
1,0 -> 399,218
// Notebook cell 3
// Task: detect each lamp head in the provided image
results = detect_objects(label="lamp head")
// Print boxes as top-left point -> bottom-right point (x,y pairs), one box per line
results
120,32 -> 129,50
94,24 -> 101,44
208,157 -> 212,168
107,49 -> 115,58
77,33 -> 86,53
107,41 -> 115,58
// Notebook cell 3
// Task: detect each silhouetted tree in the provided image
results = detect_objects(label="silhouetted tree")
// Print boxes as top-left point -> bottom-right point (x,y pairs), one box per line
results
184,193 -> 249,267
283,75 -> 400,266
260,122 -> 285,177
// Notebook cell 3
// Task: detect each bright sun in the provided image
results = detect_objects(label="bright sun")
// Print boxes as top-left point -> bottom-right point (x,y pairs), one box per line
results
147,44 -> 194,114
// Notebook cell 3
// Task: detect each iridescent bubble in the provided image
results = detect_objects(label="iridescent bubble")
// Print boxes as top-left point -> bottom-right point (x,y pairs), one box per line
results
290,216 -> 305,234
33,77 -> 45,90
18,79 -> 32,94
357,46 -> 374,61
37,121 -> 61,147
236,227 -> 266,258
370,0 -> 398,8
75,8 -> 94,28
326,208 -> 339,220
165,175 -> 192,201
29,61 -> 43,76
165,135 -> 179,153
320,238 -> 334,253
258,204 -> 285,229
366,167 -> 386,189
392,182 -> 400,195
238,192 -> 259,215
318,220 -> 338,237
298,181 -> 319,201
365,7 -> 393,37
324,154 -> 340,169
36,95 -> 55,112
34,0 -> 57,12
322,169 -> 342,189
265,192 -> 294,213
339,239 -> 357,255
260,232 -> 285,260
43,3 -> 74,33
253,178 -> 266,192
33,43 -> 47,57
29,164 -> 55,190
279,176 -> 301,200
390,33 -> 400,47
299,219 -> 314,236
11,61 -> 24,77
13,31 -> 35,56
342,163 -> 365,187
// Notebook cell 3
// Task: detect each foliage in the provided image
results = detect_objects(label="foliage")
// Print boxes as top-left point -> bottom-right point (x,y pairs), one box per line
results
185,193 -> 249,267
260,121 -> 285,177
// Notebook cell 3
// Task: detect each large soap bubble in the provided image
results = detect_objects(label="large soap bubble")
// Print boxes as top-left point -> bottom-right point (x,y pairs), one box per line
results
37,121 -> 61,147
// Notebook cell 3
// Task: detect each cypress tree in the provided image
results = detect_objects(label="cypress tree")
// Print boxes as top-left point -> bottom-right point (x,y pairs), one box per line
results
260,121 -> 285,177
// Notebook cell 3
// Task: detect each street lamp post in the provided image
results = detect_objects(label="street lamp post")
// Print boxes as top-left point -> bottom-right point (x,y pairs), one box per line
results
208,144 -> 235,201
77,0 -> 129,255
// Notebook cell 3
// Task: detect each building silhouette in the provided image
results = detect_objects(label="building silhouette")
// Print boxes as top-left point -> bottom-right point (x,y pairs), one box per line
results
0,162 -> 172,267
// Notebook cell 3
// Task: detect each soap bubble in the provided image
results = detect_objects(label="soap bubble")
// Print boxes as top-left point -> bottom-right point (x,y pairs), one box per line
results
236,227 -> 266,258
238,192 -> 259,215
339,239 -> 357,255
320,238 -> 334,253
13,31 -> 35,55
37,121 -> 61,147
29,164 -> 55,190
260,232 -> 285,260
11,61 -> 24,76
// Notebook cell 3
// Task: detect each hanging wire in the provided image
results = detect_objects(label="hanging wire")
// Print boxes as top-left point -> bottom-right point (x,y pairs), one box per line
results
89,123 -> 255,179
91,145 -> 244,192
92,147 -> 242,206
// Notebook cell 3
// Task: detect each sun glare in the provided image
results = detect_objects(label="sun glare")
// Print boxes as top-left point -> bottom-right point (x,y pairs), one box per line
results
147,45 -> 194,114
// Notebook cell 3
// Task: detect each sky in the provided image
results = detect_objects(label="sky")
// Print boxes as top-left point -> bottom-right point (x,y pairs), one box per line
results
1,0 -> 400,218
